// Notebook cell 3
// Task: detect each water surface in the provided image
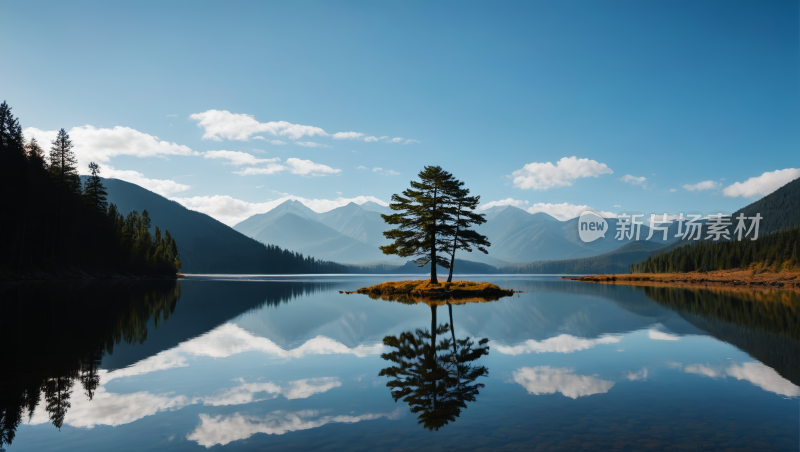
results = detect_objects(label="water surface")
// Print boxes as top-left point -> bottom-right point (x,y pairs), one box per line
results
2,276 -> 798,451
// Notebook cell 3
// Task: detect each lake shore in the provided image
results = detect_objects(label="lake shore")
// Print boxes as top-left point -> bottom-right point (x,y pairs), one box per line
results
569,268 -> 800,290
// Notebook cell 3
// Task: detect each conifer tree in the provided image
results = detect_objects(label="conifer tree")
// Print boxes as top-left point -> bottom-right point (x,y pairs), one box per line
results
49,128 -> 80,195
82,162 -> 108,214
381,166 -> 457,283
444,183 -> 489,282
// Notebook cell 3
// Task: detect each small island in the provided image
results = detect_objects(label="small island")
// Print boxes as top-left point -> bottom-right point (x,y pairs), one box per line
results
347,166 -> 515,304
354,280 -> 515,303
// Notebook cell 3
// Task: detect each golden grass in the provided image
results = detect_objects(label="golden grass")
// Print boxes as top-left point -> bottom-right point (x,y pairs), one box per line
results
576,268 -> 800,291
351,279 -> 516,305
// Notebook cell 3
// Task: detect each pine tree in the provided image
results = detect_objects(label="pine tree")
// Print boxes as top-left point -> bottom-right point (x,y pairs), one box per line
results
381,166 -> 457,283
49,128 -> 80,195
82,162 -> 108,214
444,182 -> 489,282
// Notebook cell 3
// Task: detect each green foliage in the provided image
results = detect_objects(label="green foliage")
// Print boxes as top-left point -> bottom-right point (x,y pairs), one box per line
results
630,228 -> 800,274
444,181 -> 489,282
381,166 -> 490,283
381,166 -> 459,282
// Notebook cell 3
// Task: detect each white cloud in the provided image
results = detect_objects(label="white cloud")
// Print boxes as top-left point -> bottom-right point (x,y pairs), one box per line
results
23,125 -> 194,173
388,137 -> 404,143
511,156 -> 613,190
356,166 -> 369,170
232,166 -> 285,176
171,194 -> 389,226
222,157 -> 339,178
101,165 -> 191,196
620,174 -> 646,185
295,141 -> 331,148
613,204 -> 621,208
494,334 -> 621,355
204,150 -> 280,166
285,158 -> 340,176
648,329 -> 680,341
526,203 -> 615,221
23,127 -> 58,147
479,199 -> 529,210
512,367 -> 615,399
404,139 -> 420,145
722,168 -> 800,198
669,188 -> 677,192
187,409 -> 403,448
624,368 -> 648,381
189,110 -> 410,145
682,180 -> 719,191
252,137 -> 287,145
368,167 -> 400,176
332,132 -> 364,140
189,110 -> 328,141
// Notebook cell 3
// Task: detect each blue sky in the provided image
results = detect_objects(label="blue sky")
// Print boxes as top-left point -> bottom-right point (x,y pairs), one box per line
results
3,1 -> 798,225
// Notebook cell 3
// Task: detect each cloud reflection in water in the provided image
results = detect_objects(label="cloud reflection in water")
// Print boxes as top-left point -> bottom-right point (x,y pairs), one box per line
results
187,408 -> 404,447
512,366 -> 615,399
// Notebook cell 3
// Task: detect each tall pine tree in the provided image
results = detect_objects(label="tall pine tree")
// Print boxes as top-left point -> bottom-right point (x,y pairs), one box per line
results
49,128 -> 80,195
381,166 -> 457,283
444,183 -> 489,282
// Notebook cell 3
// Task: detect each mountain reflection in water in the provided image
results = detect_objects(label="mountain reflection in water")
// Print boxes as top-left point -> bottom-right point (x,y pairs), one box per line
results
0,276 -> 798,451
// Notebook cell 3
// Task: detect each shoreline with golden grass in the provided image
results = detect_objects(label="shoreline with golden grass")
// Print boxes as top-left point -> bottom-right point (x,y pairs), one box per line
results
571,268 -> 800,291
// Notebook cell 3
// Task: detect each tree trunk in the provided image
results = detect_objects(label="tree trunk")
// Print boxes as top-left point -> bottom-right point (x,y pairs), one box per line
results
430,186 -> 439,284
447,226 -> 459,283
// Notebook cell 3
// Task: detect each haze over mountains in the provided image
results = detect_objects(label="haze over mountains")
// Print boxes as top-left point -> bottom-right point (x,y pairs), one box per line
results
101,174 -> 799,274
232,199 -> 683,266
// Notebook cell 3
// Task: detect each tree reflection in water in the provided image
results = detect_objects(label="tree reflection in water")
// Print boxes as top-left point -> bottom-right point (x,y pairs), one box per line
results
0,281 -> 180,451
379,302 -> 489,431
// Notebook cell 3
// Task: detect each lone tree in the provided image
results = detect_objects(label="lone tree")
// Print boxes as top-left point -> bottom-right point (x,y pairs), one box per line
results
380,166 -> 457,284
444,183 -> 489,282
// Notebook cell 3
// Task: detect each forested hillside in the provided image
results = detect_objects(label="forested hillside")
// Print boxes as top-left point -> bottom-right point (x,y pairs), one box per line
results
630,228 -> 800,274
0,102 -> 180,279
730,176 -> 800,236
102,179 -> 350,274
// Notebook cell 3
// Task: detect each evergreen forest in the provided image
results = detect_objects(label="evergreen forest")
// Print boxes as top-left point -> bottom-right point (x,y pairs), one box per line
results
0,101 -> 181,278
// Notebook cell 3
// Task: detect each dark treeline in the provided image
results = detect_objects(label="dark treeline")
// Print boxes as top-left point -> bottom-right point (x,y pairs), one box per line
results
0,101 -> 180,279
630,228 -> 800,274
257,244 -> 350,273
0,281 -> 181,451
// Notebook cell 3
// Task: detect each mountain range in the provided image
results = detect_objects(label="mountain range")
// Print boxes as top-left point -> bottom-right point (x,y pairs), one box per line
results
101,174 -> 800,274
232,200 -> 683,266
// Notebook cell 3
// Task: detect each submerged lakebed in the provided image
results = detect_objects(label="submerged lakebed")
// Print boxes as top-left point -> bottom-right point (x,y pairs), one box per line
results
2,275 -> 799,451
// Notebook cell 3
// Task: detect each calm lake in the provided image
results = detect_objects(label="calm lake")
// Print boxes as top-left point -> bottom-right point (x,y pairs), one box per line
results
2,275 -> 799,451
